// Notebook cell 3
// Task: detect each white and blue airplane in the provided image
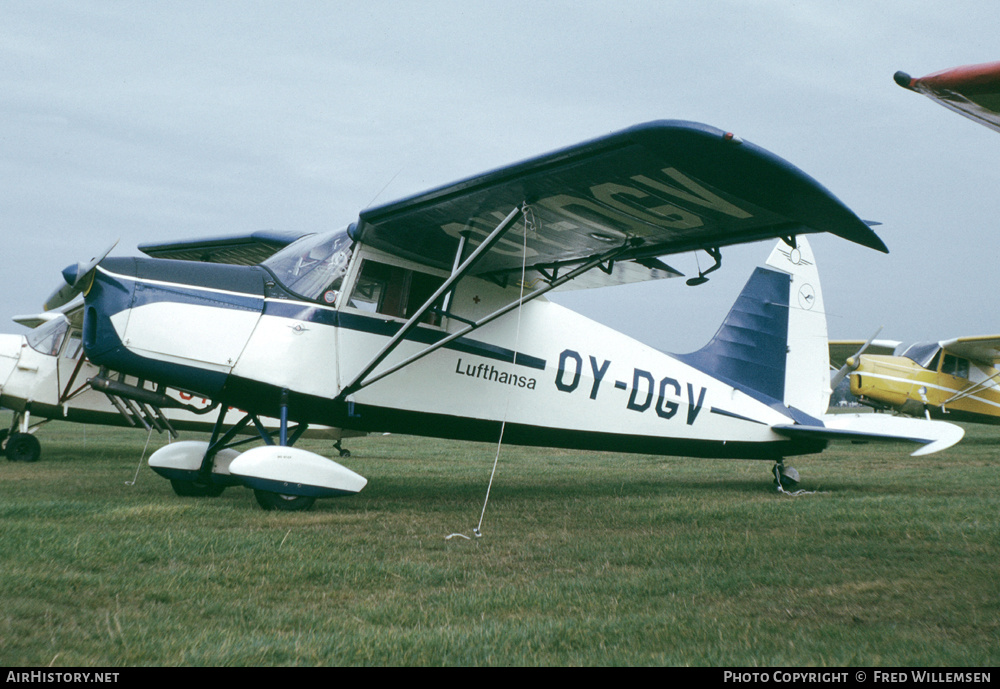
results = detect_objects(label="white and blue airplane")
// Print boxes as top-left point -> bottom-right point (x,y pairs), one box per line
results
42,121 -> 964,510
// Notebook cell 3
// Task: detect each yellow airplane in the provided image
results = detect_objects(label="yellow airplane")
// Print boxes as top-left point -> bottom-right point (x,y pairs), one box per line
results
831,338 -> 1000,424
831,63 -> 1000,424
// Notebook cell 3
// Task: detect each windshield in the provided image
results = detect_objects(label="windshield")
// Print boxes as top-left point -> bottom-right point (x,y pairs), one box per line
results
262,228 -> 353,304
901,342 -> 941,369
26,315 -> 70,356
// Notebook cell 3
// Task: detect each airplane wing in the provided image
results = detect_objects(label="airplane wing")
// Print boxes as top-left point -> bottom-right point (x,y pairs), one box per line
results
894,61 -> 1000,133
13,311 -> 65,329
351,120 -> 887,284
828,339 -> 901,368
13,296 -> 85,330
941,335 -> 1000,365
138,230 -> 306,265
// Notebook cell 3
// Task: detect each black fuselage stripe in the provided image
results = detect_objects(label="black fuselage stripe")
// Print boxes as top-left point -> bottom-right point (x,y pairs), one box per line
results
709,406 -> 769,425
104,269 -> 548,372
345,403 -> 825,460
263,300 -> 547,371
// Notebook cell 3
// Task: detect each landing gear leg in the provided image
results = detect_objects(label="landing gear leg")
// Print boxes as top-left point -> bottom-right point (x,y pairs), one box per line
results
252,389 -> 317,512
334,439 -> 350,458
163,405 -> 242,498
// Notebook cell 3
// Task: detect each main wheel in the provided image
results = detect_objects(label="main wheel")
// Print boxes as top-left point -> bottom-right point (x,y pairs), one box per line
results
5,433 -> 41,463
170,479 -> 226,497
253,489 -> 316,512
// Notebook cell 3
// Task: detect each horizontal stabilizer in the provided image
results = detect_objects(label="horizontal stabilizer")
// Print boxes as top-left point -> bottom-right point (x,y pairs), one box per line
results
773,413 -> 964,456
13,311 -> 66,330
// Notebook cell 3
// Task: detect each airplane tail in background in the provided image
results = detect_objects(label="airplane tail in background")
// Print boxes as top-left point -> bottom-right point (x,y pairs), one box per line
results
676,236 -> 830,420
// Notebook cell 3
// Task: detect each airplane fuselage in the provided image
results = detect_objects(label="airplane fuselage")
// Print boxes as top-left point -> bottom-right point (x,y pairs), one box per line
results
81,246 -> 825,460
851,354 -> 1000,425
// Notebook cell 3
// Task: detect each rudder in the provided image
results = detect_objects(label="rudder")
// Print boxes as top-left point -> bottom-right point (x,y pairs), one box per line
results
765,237 -> 830,419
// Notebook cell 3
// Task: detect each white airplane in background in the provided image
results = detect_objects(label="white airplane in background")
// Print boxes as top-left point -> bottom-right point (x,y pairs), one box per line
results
40,120 -> 963,511
1,244 -> 360,472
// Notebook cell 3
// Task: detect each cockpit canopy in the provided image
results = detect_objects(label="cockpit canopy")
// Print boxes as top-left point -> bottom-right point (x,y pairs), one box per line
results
261,228 -> 353,304
900,342 -> 940,369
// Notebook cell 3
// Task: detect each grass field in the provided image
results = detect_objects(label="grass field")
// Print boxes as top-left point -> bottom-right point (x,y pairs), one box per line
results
1,414 -> 997,667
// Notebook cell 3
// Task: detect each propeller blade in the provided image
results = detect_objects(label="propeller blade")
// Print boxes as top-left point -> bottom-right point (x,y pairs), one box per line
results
830,326 -> 883,389
43,241 -> 119,311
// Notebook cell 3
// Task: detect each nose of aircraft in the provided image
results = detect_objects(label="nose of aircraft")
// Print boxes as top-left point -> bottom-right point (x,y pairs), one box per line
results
43,241 -> 119,312
79,258 -> 139,362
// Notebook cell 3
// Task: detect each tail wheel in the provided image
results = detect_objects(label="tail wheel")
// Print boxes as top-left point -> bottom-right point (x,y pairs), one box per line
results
5,433 -> 41,463
772,463 -> 800,490
253,489 -> 316,512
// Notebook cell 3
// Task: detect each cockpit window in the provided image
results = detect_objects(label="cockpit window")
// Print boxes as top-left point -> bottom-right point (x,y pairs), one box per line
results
26,316 -> 70,356
261,229 -> 353,304
347,259 -> 445,325
942,354 -> 970,379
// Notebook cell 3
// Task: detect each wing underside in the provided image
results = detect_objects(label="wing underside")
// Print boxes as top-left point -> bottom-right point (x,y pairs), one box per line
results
352,120 -> 886,280
942,335 -> 1000,365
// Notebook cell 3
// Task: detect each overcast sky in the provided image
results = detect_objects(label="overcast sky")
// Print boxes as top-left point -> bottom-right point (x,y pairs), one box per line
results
2,1 -> 997,353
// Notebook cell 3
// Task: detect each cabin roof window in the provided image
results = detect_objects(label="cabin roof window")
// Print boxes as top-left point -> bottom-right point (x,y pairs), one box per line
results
262,228 -> 353,304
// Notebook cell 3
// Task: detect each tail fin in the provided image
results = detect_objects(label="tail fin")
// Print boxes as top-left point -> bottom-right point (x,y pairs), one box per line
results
676,237 -> 965,456
676,237 -> 829,418
764,237 -> 830,418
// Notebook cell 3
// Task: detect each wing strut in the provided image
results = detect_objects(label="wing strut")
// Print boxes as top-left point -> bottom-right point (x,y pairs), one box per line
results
440,232 -> 469,315
337,204 -> 527,400
336,215 -> 644,401
941,370 -> 1000,406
